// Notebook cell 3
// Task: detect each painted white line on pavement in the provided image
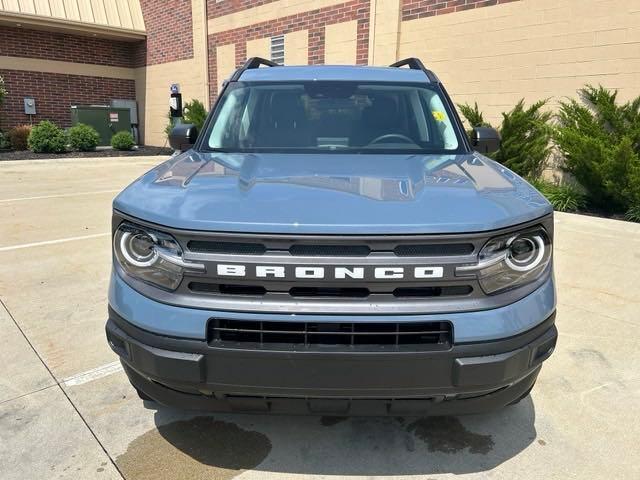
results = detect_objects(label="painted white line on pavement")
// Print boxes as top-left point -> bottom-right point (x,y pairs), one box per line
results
63,361 -> 124,387
0,189 -> 120,203
0,232 -> 110,252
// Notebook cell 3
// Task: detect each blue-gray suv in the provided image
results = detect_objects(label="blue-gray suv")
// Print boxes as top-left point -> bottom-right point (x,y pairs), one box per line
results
106,58 -> 557,415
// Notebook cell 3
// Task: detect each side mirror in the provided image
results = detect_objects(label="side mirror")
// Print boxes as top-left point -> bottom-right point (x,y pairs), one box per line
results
169,123 -> 198,152
471,127 -> 500,154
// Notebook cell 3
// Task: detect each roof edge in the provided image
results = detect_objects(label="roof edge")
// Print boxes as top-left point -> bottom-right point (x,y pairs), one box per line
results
0,11 -> 146,41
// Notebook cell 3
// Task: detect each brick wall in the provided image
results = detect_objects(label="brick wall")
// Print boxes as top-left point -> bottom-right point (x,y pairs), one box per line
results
0,27 -> 140,68
401,0 -> 520,21
208,0 -> 370,99
137,0 -> 194,66
207,0 -> 279,18
0,69 -> 135,130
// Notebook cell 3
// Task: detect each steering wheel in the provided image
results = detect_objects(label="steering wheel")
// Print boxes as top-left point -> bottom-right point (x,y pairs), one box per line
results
368,133 -> 415,145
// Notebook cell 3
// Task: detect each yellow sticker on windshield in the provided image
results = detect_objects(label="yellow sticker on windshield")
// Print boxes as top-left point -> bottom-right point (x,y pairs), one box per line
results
432,111 -> 446,122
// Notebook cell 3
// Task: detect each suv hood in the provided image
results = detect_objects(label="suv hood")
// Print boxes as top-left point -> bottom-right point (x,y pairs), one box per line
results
114,151 -> 552,234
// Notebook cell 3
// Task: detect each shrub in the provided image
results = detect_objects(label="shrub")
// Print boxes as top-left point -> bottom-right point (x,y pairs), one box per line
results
555,85 -> 640,213
28,121 -> 67,153
8,125 -> 32,151
164,113 -> 178,140
529,179 -> 586,213
493,99 -> 553,180
183,99 -> 208,132
164,99 -> 209,139
0,75 -> 6,106
111,130 -> 135,150
68,123 -> 100,151
625,204 -> 640,223
458,102 -> 491,132
0,131 -> 10,150
458,100 -> 553,179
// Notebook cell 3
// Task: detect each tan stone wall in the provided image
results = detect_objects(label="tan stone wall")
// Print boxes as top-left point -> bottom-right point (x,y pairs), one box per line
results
284,30 -> 308,65
325,20 -> 358,64
215,44 -> 236,86
246,37 -> 271,59
0,56 -> 136,79
398,0 -> 640,125
137,0 -> 209,146
369,0 -> 401,65
207,0 -> 347,34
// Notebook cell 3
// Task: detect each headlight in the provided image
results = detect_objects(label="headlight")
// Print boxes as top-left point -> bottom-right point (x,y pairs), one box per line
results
456,226 -> 552,295
113,222 -> 204,291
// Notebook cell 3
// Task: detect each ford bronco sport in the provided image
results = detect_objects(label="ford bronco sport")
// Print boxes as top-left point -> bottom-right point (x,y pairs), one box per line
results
106,58 -> 557,415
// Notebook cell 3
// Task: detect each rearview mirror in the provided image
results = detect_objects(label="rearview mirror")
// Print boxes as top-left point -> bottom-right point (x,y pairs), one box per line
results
471,127 -> 501,154
169,123 -> 198,152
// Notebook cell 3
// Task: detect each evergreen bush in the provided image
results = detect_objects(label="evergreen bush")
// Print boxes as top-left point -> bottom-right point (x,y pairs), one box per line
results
111,130 -> 135,150
554,85 -> 640,218
68,123 -> 100,151
28,121 -> 67,153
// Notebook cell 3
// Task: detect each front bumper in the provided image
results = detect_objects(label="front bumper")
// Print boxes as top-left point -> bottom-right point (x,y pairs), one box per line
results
106,307 -> 557,415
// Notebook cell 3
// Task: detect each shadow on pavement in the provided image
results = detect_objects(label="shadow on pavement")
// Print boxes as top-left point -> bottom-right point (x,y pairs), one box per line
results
116,397 -> 537,478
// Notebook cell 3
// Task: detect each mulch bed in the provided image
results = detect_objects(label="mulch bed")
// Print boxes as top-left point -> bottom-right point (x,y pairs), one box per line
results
0,146 -> 173,161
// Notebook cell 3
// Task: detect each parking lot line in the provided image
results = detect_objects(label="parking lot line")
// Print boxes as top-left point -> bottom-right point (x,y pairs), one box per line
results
0,189 -> 120,203
0,232 -> 110,252
64,361 -> 124,387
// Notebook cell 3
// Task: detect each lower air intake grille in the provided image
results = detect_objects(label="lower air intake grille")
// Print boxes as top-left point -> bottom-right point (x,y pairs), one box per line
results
208,319 -> 452,351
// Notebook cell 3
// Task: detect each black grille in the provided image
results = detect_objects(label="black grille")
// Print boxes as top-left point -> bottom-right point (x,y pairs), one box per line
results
190,282 -> 472,299
189,282 -> 267,296
187,240 -> 267,255
394,243 -> 474,256
208,319 -> 452,350
187,240 -> 474,257
289,244 -> 371,256
289,287 -> 370,298
393,285 -> 472,297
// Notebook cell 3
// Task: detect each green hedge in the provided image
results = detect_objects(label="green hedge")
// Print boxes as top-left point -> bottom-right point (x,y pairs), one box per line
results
458,87 -> 640,222
555,85 -> 640,219
111,130 -> 135,151
68,123 -> 100,151
28,121 -> 67,153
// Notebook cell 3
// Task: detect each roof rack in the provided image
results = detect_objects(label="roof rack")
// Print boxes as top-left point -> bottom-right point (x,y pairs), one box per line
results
389,57 -> 439,82
230,57 -> 280,82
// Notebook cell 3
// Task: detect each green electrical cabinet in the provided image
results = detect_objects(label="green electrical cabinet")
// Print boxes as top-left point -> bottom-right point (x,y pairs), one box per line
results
70,105 -> 132,146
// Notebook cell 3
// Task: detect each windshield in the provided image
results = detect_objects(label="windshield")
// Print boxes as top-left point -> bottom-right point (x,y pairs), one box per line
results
204,81 -> 464,154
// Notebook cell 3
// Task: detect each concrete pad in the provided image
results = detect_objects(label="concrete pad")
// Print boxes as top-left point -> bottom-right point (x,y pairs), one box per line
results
0,157 -> 164,200
0,157 -> 163,249
554,212 -> 640,324
1,154 -> 640,479
0,386 -> 122,480
0,192 -> 115,248
63,353 -> 639,480
65,371 -> 536,479
0,236 -> 116,380
0,302 -> 54,403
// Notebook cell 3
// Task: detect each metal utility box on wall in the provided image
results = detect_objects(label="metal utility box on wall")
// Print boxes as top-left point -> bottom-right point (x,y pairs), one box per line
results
70,105 -> 132,146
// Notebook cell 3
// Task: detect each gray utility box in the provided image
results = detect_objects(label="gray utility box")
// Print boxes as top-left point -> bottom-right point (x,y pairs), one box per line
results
70,105 -> 132,146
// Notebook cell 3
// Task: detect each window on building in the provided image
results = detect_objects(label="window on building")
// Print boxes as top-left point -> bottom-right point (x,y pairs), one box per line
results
270,35 -> 285,65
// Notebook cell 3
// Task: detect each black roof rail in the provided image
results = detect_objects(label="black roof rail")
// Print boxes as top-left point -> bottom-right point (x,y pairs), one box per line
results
230,57 -> 280,82
389,57 -> 439,82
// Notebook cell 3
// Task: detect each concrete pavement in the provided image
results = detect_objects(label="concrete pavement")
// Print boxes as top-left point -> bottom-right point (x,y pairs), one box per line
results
0,156 -> 639,479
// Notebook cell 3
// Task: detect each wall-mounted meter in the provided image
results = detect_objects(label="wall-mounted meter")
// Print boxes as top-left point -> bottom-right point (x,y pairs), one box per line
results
24,97 -> 36,115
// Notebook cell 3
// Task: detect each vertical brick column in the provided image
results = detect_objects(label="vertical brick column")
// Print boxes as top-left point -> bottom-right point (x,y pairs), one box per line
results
308,27 -> 326,65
